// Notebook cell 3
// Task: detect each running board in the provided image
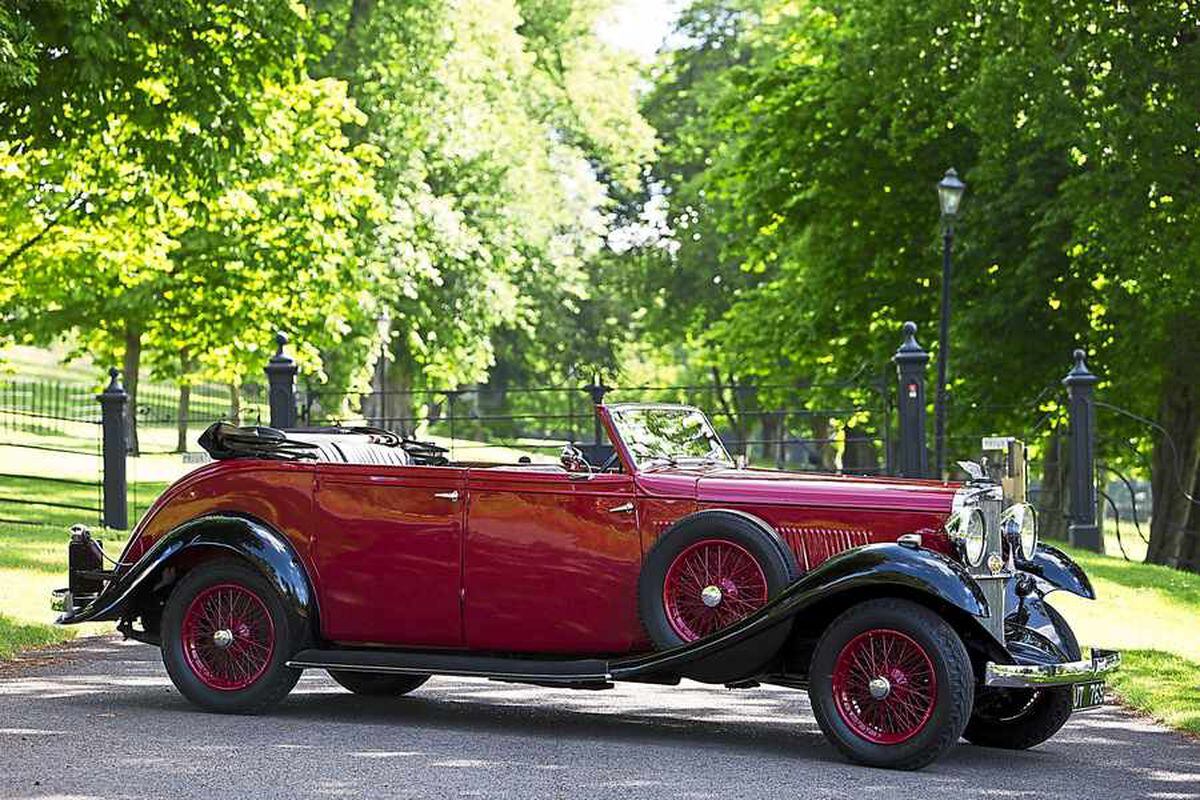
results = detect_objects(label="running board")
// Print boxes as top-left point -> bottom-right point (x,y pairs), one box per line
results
288,648 -> 612,688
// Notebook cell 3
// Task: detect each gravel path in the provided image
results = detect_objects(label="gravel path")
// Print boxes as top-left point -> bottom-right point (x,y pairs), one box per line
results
1,635 -> 1197,799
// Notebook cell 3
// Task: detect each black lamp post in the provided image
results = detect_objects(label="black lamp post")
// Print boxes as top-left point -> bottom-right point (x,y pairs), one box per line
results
934,167 -> 966,479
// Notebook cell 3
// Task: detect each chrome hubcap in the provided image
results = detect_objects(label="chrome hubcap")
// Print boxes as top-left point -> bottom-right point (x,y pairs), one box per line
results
868,676 -> 892,700
212,629 -> 234,649
700,585 -> 723,608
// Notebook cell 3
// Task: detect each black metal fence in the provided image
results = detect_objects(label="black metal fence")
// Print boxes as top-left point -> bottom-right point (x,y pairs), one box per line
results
0,377 -> 103,526
0,324 -> 1110,550
297,376 -> 896,476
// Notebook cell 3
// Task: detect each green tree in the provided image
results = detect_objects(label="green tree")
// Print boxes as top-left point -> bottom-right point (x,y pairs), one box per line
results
646,0 -> 1200,568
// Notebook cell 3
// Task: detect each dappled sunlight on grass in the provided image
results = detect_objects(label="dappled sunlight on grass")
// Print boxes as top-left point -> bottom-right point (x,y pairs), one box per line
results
1048,545 -> 1200,736
0,613 -> 70,659
1108,650 -> 1200,735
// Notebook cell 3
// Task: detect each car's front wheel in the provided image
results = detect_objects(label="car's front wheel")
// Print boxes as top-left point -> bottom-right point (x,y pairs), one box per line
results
161,559 -> 302,714
963,602 -> 1077,750
808,598 -> 974,770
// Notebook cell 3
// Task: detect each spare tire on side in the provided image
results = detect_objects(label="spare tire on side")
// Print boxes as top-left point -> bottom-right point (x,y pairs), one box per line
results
638,511 -> 798,651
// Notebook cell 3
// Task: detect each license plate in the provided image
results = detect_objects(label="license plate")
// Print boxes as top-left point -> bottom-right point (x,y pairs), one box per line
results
1073,681 -> 1105,711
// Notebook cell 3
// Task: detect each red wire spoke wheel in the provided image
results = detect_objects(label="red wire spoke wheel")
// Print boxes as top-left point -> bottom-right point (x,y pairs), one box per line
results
662,538 -> 769,641
180,582 -> 276,692
831,628 -> 937,745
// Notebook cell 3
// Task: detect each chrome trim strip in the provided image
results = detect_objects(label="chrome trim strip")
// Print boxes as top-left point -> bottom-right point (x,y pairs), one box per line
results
984,649 -> 1121,687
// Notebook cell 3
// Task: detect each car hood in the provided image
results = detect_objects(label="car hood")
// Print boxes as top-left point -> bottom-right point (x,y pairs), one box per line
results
638,466 -> 959,514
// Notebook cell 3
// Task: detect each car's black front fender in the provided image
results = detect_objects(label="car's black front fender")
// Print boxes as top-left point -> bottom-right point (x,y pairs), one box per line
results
1018,544 -> 1095,599
57,513 -> 317,634
612,543 -> 999,684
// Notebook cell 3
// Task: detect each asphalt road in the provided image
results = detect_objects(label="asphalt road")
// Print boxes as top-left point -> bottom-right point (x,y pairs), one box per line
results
1,636 -> 1198,800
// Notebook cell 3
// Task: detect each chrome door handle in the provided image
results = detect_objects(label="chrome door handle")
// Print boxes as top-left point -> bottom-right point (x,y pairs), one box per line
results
608,502 -> 634,514
434,491 -> 460,502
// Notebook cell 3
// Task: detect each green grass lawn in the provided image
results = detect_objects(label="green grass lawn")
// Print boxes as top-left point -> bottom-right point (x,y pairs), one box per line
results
0,475 -> 169,658
1051,542 -> 1200,734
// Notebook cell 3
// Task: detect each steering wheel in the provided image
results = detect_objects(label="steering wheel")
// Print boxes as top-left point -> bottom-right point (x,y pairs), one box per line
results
560,444 -> 593,474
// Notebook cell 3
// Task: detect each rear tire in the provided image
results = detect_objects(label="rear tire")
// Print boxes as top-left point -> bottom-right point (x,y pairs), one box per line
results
329,671 -> 429,696
161,559 -> 302,714
638,512 -> 797,649
808,598 -> 974,770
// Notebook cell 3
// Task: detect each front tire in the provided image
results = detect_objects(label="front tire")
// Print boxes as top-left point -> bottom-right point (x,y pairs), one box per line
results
808,598 -> 974,770
963,602 -> 1077,750
329,671 -> 429,696
161,559 -> 302,714
962,686 -> 1074,750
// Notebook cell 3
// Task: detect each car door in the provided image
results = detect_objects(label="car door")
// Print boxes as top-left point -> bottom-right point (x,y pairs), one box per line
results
463,467 -> 640,654
313,463 -> 465,647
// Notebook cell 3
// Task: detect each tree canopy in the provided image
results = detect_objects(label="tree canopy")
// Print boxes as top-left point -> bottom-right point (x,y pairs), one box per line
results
633,0 -> 1200,568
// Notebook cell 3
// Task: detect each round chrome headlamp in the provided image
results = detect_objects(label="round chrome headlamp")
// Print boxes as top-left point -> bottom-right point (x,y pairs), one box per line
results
963,507 -> 988,566
947,506 -> 988,567
1001,502 -> 1038,560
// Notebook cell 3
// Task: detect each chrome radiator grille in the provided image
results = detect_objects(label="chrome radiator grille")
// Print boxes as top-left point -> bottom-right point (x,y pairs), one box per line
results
960,485 -> 1008,643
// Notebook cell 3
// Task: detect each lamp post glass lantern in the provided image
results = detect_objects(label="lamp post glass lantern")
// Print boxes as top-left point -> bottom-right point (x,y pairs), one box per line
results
934,168 -> 965,479
938,168 -> 966,219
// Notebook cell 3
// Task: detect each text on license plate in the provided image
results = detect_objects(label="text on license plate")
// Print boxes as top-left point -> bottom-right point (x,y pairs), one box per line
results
1073,681 -> 1105,711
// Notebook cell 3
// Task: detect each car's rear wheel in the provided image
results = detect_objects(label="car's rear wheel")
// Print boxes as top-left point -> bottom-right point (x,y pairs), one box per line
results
808,598 -> 973,770
328,671 -> 429,696
161,559 -> 302,714
639,512 -> 796,648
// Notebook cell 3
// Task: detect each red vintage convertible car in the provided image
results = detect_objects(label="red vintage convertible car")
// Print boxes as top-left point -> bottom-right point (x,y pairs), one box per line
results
55,403 -> 1118,770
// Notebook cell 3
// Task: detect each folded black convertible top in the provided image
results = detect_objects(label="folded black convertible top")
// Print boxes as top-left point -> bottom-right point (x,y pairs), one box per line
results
197,421 -> 450,466
197,422 -> 319,461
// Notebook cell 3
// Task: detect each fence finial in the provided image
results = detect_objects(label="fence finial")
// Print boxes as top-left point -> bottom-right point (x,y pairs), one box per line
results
1063,348 -> 1097,386
264,333 -> 298,429
271,331 -> 290,361
102,367 -> 124,394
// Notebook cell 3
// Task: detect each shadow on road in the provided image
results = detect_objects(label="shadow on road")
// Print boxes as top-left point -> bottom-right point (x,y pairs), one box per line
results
2,637 -> 1199,800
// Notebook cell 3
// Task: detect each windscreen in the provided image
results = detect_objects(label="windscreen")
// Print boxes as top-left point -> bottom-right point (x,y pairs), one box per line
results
608,405 -> 732,468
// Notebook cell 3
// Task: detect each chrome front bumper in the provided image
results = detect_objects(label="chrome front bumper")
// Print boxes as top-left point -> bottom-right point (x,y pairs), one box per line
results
984,649 -> 1121,688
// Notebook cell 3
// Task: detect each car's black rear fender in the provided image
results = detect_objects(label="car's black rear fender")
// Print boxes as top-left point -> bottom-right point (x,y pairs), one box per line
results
58,513 -> 317,643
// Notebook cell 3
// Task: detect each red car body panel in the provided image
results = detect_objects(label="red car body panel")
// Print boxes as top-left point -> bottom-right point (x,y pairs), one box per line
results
463,469 -> 639,653
118,408 -> 960,656
314,464 -> 465,648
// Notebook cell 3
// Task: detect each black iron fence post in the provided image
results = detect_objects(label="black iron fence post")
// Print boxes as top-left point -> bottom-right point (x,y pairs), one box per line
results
98,368 -> 128,530
893,321 -> 930,478
265,332 -> 298,429
1064,349 -> 1102,552
584,376 -> 609,445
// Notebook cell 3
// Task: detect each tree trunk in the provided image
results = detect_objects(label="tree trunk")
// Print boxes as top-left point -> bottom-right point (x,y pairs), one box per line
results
1177,464 -> 1200,572
811,416 -> 837,471
1147,371 -> 1200,568
1039,428 -> 1068,541
228,383 -> 241,426
122,326 -> 142,456
842,422 -> 880,474
376,343 -> 415,437
175,383 -> 190,452
761,411 -> 783,469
